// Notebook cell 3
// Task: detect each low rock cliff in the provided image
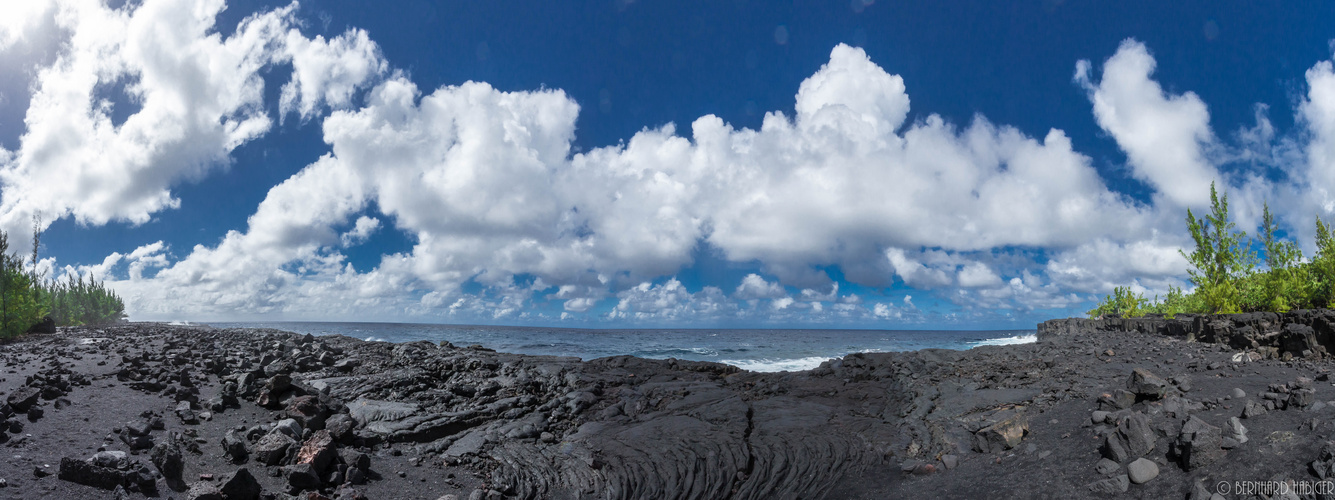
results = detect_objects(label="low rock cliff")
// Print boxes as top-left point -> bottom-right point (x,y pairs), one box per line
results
1040,310 -> 1335,360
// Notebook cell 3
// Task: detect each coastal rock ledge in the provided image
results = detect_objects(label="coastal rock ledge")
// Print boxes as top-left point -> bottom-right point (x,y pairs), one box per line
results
1,317 -> 1334,498
1038,309 -> 1335,360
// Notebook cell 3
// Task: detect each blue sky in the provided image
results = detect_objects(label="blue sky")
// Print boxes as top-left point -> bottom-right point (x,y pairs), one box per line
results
1,1 -> 1334,328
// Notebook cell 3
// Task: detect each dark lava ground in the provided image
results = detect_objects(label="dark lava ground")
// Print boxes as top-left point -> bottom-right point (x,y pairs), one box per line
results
0,320 -> 1326,499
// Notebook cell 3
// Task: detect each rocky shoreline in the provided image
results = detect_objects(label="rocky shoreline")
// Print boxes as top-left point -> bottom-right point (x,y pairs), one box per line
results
0,316 -> 1334,498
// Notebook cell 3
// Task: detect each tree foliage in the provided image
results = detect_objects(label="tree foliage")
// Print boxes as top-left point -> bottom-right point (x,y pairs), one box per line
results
1180,183 -> 1253,313
0,224 -> 126,338
1092,183 -> 1335,318
0,231 -> 43,338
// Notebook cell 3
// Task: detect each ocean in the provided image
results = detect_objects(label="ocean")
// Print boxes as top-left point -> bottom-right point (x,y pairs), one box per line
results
204,322 -> 1036,373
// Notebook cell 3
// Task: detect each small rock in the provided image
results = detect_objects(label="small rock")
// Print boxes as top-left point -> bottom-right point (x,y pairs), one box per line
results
1242,400 -> 1267,419
185,481 -> 222,500
1232,388 -> 1246,399
1226,416 -> 1248,444
1087,474 -> 1130,494
1295,377 -> 1315,389
125,420 -> 150,437
324,413 -> 354,442
1099,390 -> 1137,410
281,463 -> 320,491
1094,458 -> 1120,476
1290,389 -> 1316,409
1127,458 -> 1159,484
972,413 -> 1028,453
1091,411 -> 1110,425
274,419 -> 302,440
941,454 -> 957,470
1100,434 -> 1129,463
1314,442 -> 1335,479
345,467 -> 366,485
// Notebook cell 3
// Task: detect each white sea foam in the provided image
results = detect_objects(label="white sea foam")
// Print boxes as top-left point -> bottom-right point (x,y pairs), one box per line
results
969,334 -> 1037,347
168,321 -> 193,326
720,356 -> 835,373
364,336 -> 388,343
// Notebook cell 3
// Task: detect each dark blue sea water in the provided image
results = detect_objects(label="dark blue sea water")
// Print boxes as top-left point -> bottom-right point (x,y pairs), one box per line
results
203,322 -> 1036,372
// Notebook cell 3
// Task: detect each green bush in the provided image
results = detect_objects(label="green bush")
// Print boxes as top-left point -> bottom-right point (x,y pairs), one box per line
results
1141,284 -> 1200,318
45,272 -> 125,327
1088,286 -> 1147,318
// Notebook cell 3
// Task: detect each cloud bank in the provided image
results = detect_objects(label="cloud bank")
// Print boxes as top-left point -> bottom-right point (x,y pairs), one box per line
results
3,1 -> 1335,326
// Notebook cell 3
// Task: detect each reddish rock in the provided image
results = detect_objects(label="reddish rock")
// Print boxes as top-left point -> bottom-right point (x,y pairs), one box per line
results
297,430 -> 336,473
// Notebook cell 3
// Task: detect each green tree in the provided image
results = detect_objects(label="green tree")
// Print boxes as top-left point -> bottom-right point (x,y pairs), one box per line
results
1314,216 -> 1335,307
0,231 -> 42,338
1181,183 -> 1253,313
1247,203 -> 1307,312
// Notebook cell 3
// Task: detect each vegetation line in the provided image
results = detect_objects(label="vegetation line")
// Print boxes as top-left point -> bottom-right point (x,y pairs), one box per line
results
1091,182 -> 1335,318
0,219 -> 125,338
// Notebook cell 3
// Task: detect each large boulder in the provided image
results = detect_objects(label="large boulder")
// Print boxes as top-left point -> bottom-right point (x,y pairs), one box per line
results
1312,442 -> 1335,479
1279,323 -> 1323,357
1100,411 -> 1158,464
219,468 -> 262,500
149,440 -> 183,481
1127,368 -> 1170,401
253,431 -> 296,466
6,387 -> 39,413
1175,416 -> 1224,470
222,429 -> 249,464
282,463 -> 322,491
27,316 -> 55,334
296,430 -> 336,473
1127,458 -> 1159,484
57,452 -> 155,492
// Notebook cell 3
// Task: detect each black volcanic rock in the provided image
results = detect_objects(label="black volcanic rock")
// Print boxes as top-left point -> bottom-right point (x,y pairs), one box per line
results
2,311 -> 1335,499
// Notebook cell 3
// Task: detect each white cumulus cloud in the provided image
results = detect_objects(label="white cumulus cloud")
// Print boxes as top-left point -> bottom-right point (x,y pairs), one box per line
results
13,3 -> 1335,326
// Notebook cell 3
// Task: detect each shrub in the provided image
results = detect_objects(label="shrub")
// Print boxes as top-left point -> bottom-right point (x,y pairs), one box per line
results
1087,286 -> 1146,319
45,272 -> 126,326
